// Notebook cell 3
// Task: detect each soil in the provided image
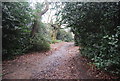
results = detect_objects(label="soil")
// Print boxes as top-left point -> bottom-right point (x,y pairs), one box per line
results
2,42 -> 118,79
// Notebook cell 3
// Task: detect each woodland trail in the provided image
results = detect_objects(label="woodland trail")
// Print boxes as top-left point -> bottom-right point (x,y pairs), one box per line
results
2,42 -> 116,79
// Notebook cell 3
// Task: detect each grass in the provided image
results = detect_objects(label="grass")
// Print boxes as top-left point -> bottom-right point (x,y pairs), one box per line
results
51,40 -> 62,44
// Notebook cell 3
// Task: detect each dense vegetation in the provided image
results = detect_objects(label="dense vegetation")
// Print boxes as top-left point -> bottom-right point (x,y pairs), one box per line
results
62,2 -> 120,76
2,2 -> 51,60
2,1 -> 120,78
2,2 -> 73,60
57,29 -> 73,42
2,2 -> 33,59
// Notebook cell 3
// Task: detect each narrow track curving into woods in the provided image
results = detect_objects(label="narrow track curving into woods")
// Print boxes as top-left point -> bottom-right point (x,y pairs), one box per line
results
2,42 -> 117,79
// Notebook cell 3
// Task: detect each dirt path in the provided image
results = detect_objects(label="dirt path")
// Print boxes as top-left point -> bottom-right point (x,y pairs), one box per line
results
2,42 -> 117,79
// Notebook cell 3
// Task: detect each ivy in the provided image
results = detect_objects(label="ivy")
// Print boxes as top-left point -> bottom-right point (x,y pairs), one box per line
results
62,2 -> 120,76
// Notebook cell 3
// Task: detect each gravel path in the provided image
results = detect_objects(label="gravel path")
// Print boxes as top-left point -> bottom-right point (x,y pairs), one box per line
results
2,42 -> 117,79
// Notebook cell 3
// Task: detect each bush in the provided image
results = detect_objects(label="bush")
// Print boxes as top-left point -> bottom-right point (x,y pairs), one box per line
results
62,2 -> 120,76
2,2 -> 51,60
28,21 -> 51,52
2,2 -> 33,60
29,35 -> 50,52
56,29 -> 73,42
51,40 -> 62,44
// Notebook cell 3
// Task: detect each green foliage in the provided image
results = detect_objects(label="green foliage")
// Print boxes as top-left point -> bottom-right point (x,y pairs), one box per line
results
2,2 -> 51,60
56,29 -> 73,42
28,2 -> 51,52
38,22 -> 52,43
51,40 -> 62,44
2,2 -> 33,59
62,2 -> 120,75
29,22 -> 51,51
29,34 -> 50,51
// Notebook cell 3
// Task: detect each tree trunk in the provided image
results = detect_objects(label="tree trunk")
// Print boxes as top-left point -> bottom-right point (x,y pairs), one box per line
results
30,0 -> 49,37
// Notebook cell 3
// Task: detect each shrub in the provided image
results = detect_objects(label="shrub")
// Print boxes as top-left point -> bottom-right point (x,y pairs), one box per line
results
2,2 -> 51,60
2,2 -> 33,60
29,36 -> 50,52
51,40 -> 62,44
62,2 -> 120,76
56,29 -> 73,42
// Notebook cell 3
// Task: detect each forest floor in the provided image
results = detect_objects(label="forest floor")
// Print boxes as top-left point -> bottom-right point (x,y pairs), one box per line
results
2,42 -> 118,79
